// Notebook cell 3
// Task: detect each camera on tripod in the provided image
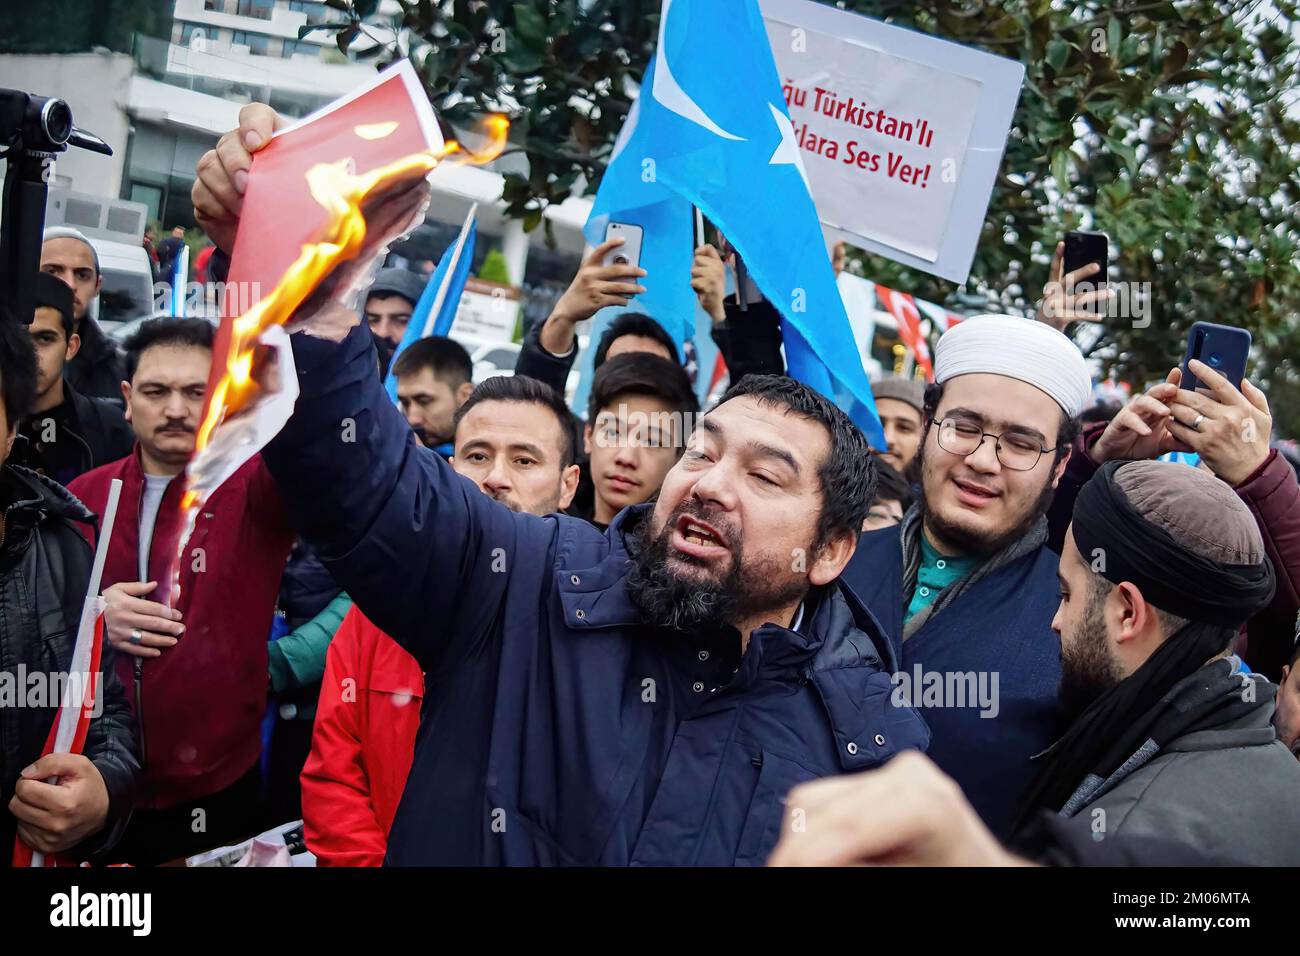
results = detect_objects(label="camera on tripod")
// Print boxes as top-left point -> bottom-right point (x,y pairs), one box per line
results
0,89 -> 113,324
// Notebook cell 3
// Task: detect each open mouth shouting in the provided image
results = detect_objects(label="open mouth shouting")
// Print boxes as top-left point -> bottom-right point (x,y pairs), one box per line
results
670,512 -> 732,562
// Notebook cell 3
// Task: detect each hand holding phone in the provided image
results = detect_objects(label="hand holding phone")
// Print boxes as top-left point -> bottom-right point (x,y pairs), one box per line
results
1180,321 -> 1251,393
1168,321 -> 1270,485
603,222 -> 643,270
1036,232 -> 1112,328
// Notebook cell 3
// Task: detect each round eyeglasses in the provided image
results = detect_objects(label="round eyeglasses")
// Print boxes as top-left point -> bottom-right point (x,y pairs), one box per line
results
932,417 -> 1060,471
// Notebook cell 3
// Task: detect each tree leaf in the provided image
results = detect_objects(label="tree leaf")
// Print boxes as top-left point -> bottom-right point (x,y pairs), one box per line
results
1046,37 -> 1069,72
513,3 -> 548,51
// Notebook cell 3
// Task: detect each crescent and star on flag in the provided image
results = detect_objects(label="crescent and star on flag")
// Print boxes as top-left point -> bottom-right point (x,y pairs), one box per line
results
651,0 -> 812,192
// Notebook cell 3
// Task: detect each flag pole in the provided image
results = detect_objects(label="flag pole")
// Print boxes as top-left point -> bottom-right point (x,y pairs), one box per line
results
28,477 -> 123,867
421,203 -> 479,339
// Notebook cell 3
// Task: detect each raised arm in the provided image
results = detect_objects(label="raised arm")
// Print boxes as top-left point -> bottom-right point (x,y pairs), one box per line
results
263,322 -> 538,671
195,103 -> 545,671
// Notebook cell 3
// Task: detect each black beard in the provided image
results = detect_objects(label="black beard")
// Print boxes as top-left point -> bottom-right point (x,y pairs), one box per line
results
625,501 -> 808,633
918,441 -> 1056,558
1058,590 -> 1123,721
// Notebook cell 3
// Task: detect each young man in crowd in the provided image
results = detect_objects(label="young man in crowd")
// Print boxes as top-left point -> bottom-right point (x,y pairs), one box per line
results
392,335 -> 474,453
0,310 -> 139,866
155,226 -> 187,280
363,267 -> 426,349
585,352 -> 698,530
68,318 -> 295,865
842,314 -> 1090,838
40,227 -> 126,403
870,377 -> 925,479
11,273 -> 133,486
302,374 -> 580,865
772,461 -> 1300,866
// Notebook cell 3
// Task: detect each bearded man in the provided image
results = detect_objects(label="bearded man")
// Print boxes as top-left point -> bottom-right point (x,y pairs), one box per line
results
843,314 -> 1092,837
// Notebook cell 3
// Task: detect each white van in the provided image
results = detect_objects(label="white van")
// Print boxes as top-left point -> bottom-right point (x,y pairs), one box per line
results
44,188 -> 157,331
90,238 -> 156,329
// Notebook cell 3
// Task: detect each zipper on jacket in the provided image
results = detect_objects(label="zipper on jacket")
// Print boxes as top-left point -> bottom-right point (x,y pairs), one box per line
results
66,428 -> 94,476
133,657 -> 150,792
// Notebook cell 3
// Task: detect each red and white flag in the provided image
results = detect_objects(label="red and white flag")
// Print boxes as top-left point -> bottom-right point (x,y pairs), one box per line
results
877,285 -> 935,381
13,479 -> 122,868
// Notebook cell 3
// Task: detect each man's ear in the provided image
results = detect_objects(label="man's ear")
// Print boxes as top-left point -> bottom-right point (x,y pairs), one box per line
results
808,531 -> 858,587
1050,446 -> 1071,489
1113,581 -> 1155,645
65,331 -> 81,363
93,275 -> 103,298
4,424 -> 16,458
120,380 -> 132,423
456,380 -> 474,406
583,423 -> 593,457
559,463 -> 580,510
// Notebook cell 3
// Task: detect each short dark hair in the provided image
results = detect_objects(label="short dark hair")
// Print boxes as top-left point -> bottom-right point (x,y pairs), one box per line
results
587,352 -> 698,429
713,375 -> 876,552
35,272 -> 76,341
592,313 -> 678,369
391,335 -> 472,389
0,307 -> 38,427
453,374 -> 576,468
872,457 -> 915,512
922,381 -> 1080,465
123,318 -> 215,383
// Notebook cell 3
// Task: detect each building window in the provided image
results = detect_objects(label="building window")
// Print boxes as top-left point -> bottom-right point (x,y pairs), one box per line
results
236,0 -> 275,20
282,38 -> 320,58
230,30 -> 270,55
204,0 -> 224,11
289,1 -> 343,22
181,23 -> 211,47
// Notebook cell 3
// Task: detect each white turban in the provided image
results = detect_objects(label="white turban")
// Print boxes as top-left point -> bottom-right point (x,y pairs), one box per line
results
934,314 -> 1091,418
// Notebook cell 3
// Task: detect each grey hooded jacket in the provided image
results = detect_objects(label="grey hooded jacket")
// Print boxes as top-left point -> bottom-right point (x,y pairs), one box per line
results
1054,659 -> 1300,865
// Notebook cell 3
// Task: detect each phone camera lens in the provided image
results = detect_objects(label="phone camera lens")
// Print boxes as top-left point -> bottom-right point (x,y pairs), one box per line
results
1209,353 -> 1222,367
613,255 -> 628,265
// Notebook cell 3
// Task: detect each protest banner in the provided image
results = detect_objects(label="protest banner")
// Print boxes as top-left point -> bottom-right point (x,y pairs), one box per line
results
759,0 -> 1024,282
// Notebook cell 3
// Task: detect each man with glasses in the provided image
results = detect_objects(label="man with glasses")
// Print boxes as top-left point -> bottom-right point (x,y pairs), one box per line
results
844,314 -> 1091,837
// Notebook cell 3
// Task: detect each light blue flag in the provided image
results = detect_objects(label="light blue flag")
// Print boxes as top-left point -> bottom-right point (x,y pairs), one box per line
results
384,216 -> 477,404
585,0 -> 883,447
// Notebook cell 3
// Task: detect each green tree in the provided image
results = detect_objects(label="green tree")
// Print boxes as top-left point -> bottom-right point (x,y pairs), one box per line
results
0,0 -> 173,54
317,0 -> 1300,437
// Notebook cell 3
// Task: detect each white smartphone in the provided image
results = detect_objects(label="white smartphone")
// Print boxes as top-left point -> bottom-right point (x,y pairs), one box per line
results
603,222 -> 643,270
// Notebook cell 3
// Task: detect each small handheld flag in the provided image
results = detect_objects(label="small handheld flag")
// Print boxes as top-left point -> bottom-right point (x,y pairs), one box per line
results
14,478 -> 123,868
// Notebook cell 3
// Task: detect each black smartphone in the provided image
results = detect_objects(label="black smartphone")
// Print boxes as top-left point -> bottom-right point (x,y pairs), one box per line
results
1062,231 -> 1108,315
1181,321 -> 1251,392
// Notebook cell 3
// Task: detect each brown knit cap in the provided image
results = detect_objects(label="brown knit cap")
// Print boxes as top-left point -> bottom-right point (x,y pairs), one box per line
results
1111,460 -> 1264,566
871,376 -> 926,415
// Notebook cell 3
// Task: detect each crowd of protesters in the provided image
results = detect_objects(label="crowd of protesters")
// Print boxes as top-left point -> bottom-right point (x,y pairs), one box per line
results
0,100 -> 1297,869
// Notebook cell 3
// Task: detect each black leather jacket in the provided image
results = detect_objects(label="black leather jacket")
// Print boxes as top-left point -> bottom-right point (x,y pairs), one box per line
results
0,466 -> 139,865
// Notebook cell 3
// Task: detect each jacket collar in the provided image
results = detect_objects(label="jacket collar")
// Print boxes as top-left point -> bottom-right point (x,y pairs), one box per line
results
556,504 -> 923,769
558,503 -> 898,674
0,465 -> 95,562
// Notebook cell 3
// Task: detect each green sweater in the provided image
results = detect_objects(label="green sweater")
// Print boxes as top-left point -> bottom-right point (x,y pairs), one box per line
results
268,592 -> 353,694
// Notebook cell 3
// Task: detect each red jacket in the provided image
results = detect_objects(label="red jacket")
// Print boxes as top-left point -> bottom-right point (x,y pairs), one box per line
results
69,449 -> 293,808
301,605 -> 423,866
